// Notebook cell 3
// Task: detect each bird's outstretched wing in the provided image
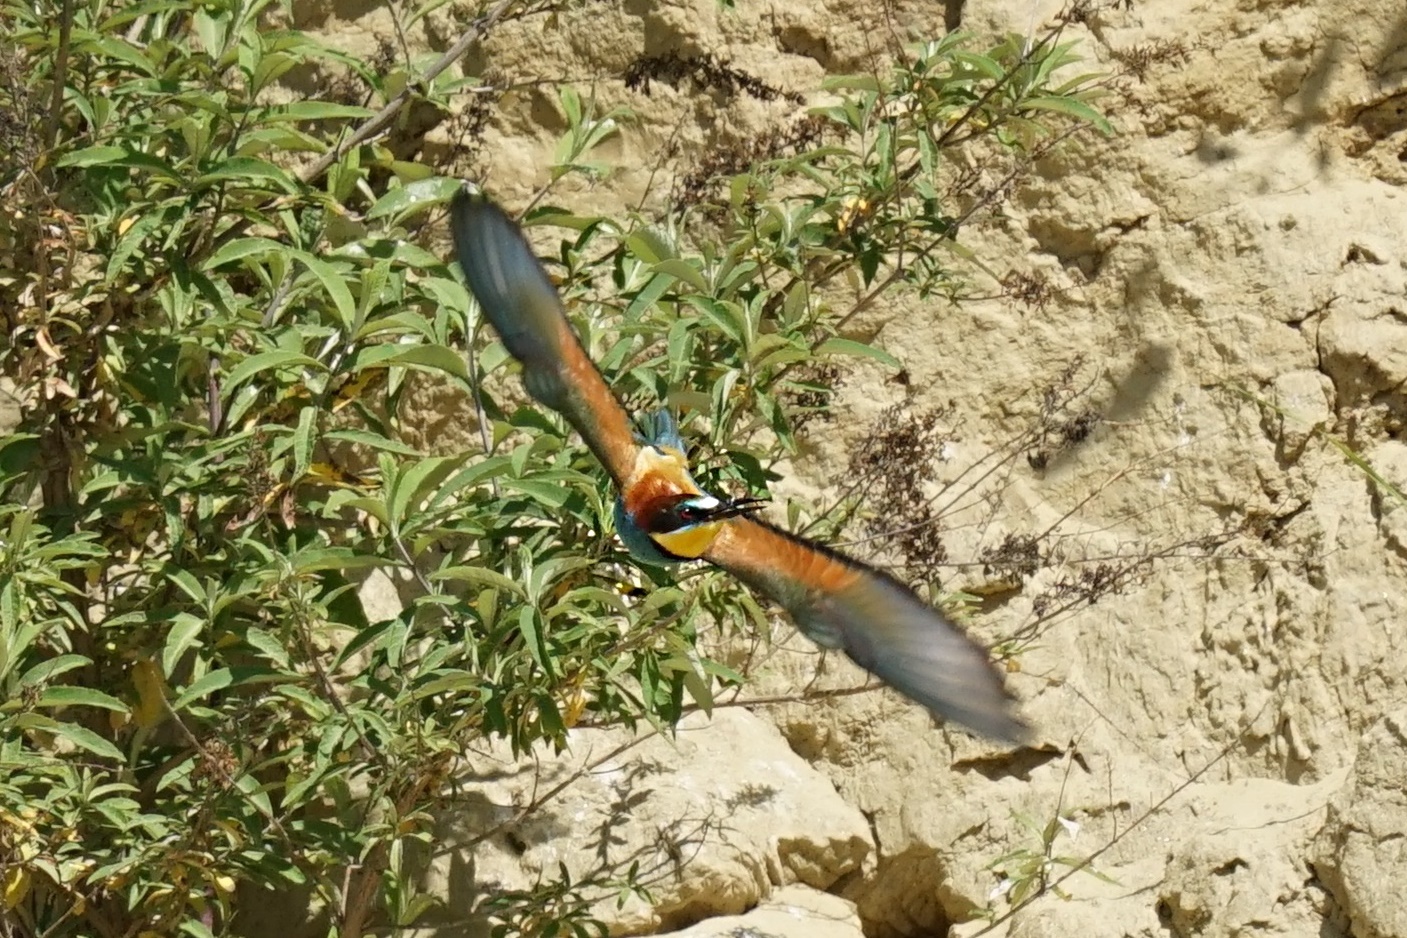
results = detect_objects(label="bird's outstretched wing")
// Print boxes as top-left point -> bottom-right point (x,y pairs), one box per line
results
449,191 -> 640,487
451,189 -> 1026,743
705,516 -> 1028,743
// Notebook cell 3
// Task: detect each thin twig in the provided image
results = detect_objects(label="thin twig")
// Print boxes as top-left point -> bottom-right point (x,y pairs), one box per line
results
460,731 -> 660,849
41,0 -> 74,154
302,0 -> 518,185
972,698 -> 1272,935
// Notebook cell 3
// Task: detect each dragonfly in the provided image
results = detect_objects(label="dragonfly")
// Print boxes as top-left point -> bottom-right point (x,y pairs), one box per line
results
449,190 -> 1027,743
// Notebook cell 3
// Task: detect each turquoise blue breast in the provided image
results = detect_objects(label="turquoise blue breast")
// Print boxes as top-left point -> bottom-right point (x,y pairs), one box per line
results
613,498 -> 684,565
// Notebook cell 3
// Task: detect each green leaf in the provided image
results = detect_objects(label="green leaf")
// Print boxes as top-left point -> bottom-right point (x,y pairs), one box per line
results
55,144 -> 127,168
502,478 -> 572,509
1051,72 -> 1108,96
164,567 -> 207,605
652,259 -> 708,293
87,35 -> 157,75
331,619 -> 394,671
858,246 -> 880,285
0,608 -> 43,683
388,454 -> 473,527
163,614 -> 205,676
168,666 -> 285,713
287,548 -> 390,574
348,343 -> 470,382
233,771 -> 274,817
180,918 -> 218,938
57,144 -> 182,180
431,566 -> 527,597
169,668 -> 236,712
621,230 -> 667,265
624,272 -> 677,320
205,236 -> 286,269
754,346 -> 811,370
243,627 -> 291,669
356,257 -> 392,330
411,670 -> 483,700
323,429 -> 422,457
222,350 -> 326,399
293,406 -> 317,479
815,337 -> 901,369
36,686 -> 130,714
518,607 -> 550,674
253,51 -> 300,95
366,176 -> 463,221
682,666 -> 713,716
292,251 -> 357,330
17,654 -> 90,689
194,156 -> 299,193
45,719 -> 124,761
265,101 -> 375,122
952,49 -> 1005,80
1021,95 -> 1113,135
821,74 -> 881,93
682,296 -> 743,343
535,690 -> 565,737
353,309 -> 437,343
0,434 -> 40,487
525,555 -> 593,605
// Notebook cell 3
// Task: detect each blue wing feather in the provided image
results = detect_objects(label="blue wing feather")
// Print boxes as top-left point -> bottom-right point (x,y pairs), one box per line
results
450,193 -> 570,406
635,409 -> 685,452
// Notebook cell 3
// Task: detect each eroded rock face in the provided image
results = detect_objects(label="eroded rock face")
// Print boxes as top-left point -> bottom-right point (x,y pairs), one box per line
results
653,885 -> 863,938
418,710 -> 871,935
1313,709 -> 1407,938
1157,776 -> 1349,938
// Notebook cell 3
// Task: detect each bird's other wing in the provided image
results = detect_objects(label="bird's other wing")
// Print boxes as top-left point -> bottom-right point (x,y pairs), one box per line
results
634,408 -> 686,453
449,191 -> 639,487
704,515 -> 1028,743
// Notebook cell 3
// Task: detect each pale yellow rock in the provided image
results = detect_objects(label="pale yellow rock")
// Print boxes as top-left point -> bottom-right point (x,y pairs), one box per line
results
1364,440 -> 1407,550
653,885 -> 863,938
1270,369 -> 1333,457
416,710 -> 871,935
952,856 -> 1166,938
1313,709 -> 1407,938
1158,775 -> 1349,938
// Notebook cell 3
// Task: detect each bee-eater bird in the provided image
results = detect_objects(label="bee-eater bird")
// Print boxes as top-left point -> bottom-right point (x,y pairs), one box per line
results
449,190 -> 1027,744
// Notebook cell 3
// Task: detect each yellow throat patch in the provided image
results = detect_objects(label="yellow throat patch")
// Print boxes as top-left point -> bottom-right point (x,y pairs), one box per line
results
651,522 -> 723,559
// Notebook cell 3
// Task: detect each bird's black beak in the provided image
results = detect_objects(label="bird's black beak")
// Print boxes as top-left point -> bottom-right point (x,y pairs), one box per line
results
710,497 -> 767,521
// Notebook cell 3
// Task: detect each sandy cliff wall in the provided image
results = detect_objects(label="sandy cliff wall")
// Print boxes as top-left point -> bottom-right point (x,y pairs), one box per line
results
294,0 -> 1407,935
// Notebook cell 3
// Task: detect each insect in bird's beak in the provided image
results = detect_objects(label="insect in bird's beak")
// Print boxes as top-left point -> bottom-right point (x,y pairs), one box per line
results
709,497 -> 768,521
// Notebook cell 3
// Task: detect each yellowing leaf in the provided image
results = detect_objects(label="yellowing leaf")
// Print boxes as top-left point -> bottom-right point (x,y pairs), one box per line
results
305,462 -> 365,489
3,866 -> 29,910
330,367 -> 386,411
131,658 -> 170,731
563,688 -> 587,728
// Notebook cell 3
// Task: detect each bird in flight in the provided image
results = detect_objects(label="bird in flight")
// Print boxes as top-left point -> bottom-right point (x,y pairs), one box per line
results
449,190 -> 1027,743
